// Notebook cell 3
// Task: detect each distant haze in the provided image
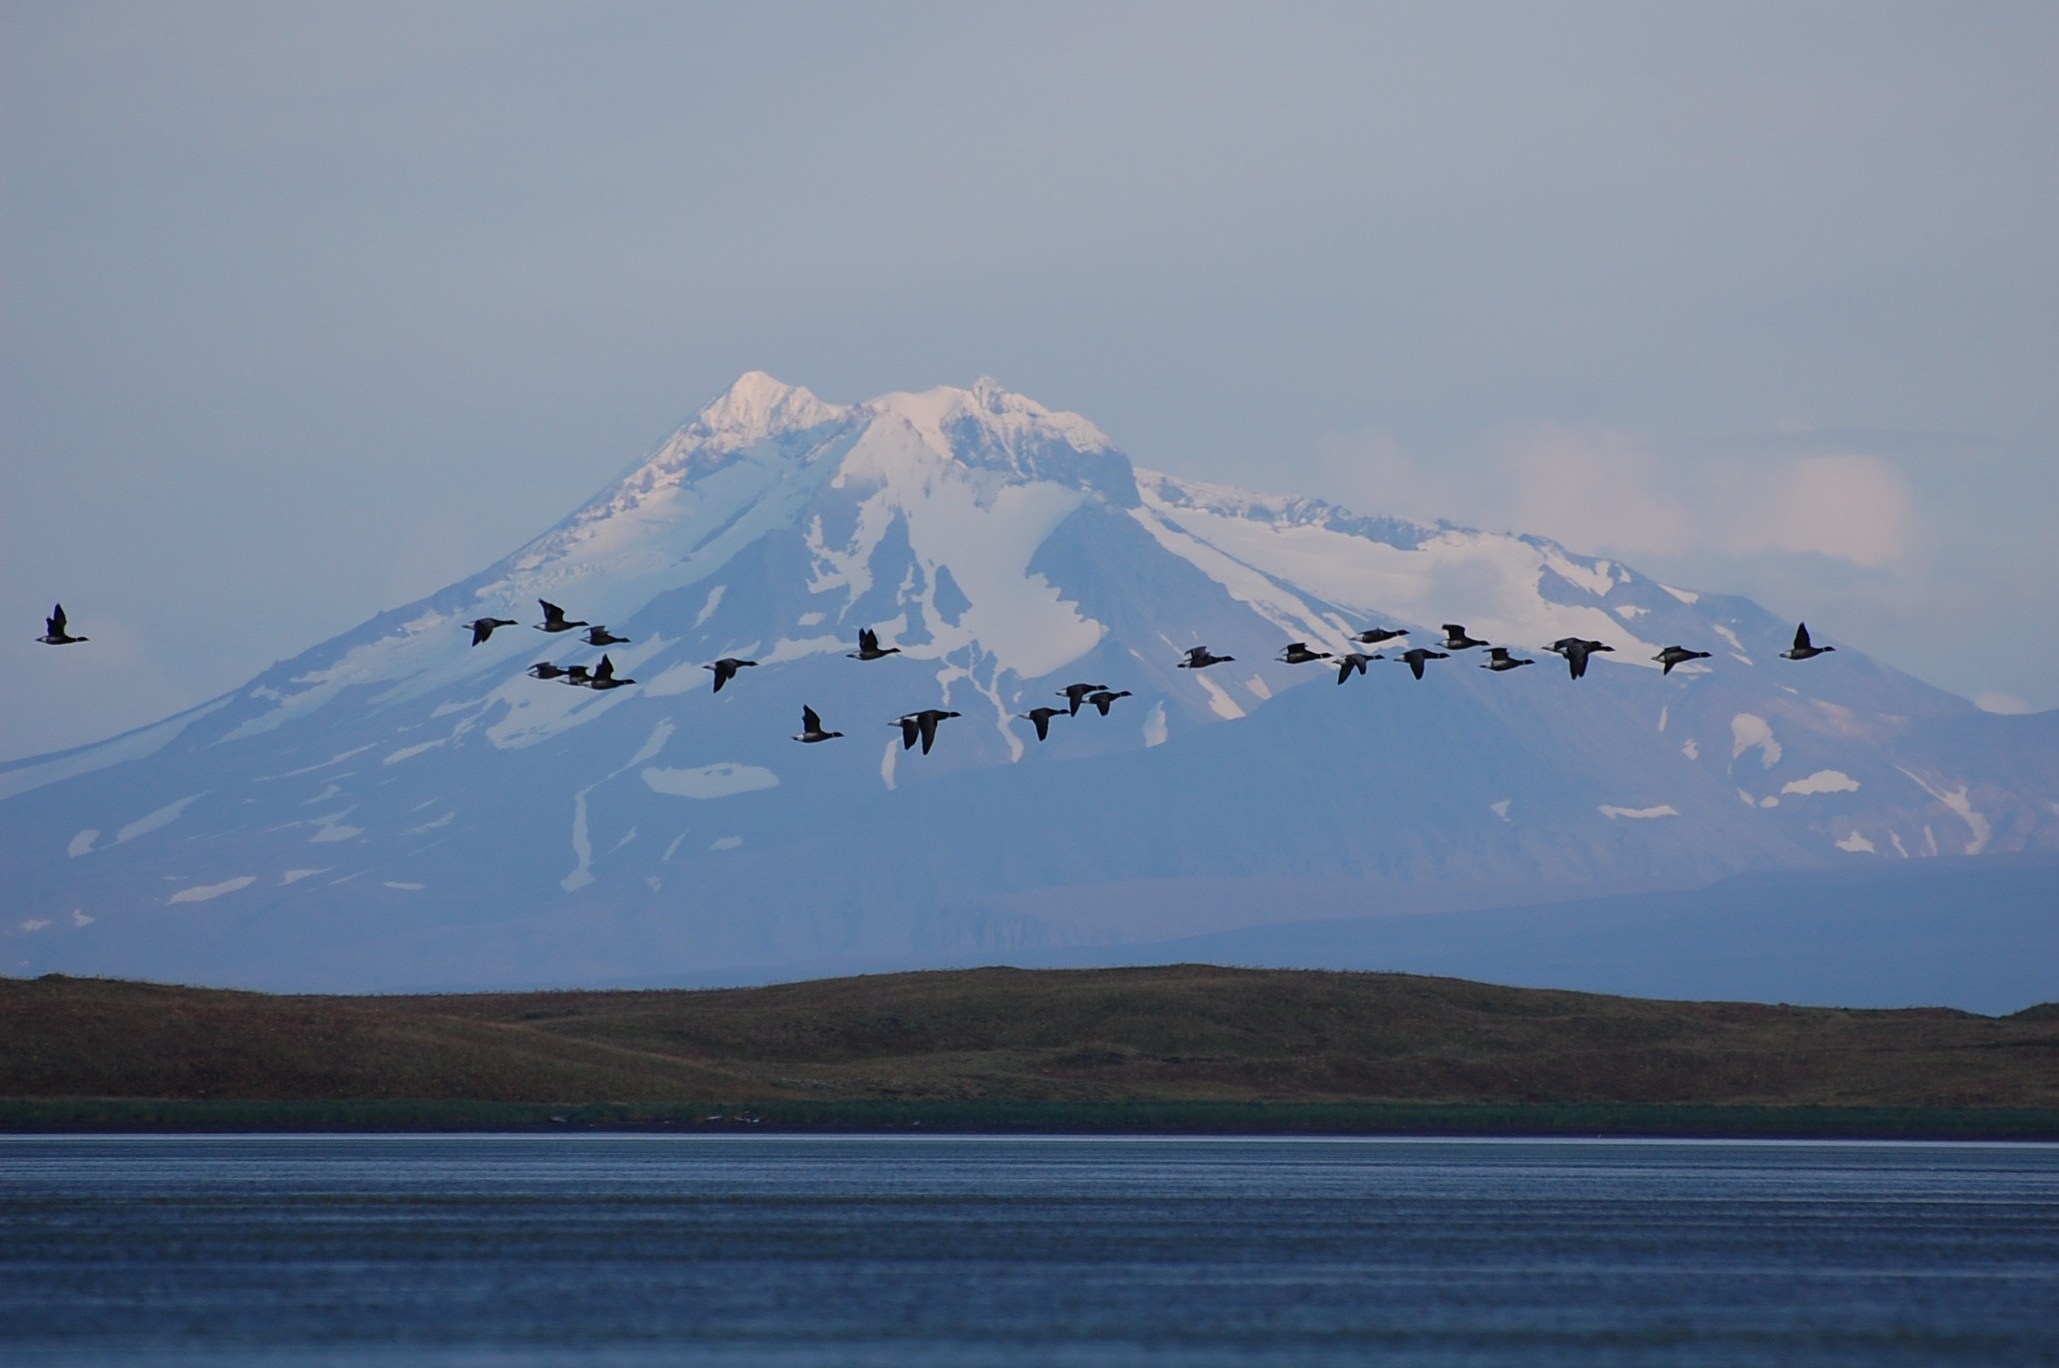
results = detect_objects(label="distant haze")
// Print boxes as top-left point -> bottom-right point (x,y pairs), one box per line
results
4,2 -> 2056,761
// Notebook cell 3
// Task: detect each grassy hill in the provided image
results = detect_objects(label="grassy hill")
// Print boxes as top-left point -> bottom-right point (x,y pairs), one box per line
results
6,966 -> 2056,1135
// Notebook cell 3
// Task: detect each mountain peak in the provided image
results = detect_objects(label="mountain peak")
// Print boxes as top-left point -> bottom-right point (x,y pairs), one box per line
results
689,371 -> 844,448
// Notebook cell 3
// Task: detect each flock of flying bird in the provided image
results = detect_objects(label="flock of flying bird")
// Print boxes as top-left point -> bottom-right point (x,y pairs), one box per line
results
36,599 -> 1837,757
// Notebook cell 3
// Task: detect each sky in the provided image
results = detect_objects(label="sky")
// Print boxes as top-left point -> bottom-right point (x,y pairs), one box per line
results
4,1 -> 2056,762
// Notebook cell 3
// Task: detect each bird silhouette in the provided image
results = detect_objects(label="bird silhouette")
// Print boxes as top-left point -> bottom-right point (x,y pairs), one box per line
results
1177,645 -> 1233,669
534,600 -> 587,633
527,662 -> 569,680
847,627 -> 901,661
1277,642 -> 1332,665
560,664 -> 593,686
583,626 -> 629,647
1057,682 -> 1110,715
705,657 -> 757,692
793,706 -> 842,743
1654,646 -> 1712,675
464,617 -> 517,646
1019,706 -> 1066,741
1396,648 -> 1449,679
1440,623 -> 1488,651
1353,627 -> 1407,645
36,604 -> 87,646
1546,637 -> 1613,679
1781,623 -> 1835,661
1481,647 -> 1533,672
893,709 -> 960,754
585,654 -> 634,690
1085,689 -> 1132,716
1335,652 -> 1378,683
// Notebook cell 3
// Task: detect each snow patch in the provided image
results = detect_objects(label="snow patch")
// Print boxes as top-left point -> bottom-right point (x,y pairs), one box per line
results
1681,739 -> 1699,761
1836,830 -> 1877,854
1729,714 -> 1782,768
1657,706 -> 1668,732
1895,768 -> 1992,855
1143,702 -> 1169,748
797,611 -> 825,627
1659,583 -> 1700,604
67,830 -> 99,858
71,910 -> 93,927
383,739 -> 447,765
710,836 -> 743,851
384,881 -> 425,891
694,584 -> 727,628
642,763 -> 780,799
1192,674 -> 1246,720
309,809 -> 364,844
1490,799 -> 1512,821
116,793 -> 208,845
1711,624 -> 1753,664
1598,804 -> 1679,820
168,876 -> 257,905
1613,604 -> 1649,619
19,918 -> 52,932
1782,770 -> 1860,797
279,869 -> 327,885
402,811 -> 455,836
0,694 -> 234,801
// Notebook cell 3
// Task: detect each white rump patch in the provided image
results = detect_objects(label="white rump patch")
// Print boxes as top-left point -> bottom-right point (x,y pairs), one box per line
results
710,836 -> 743,851
116,793 -> 208,845
1599,804 -> 1679,820
1836,830 -> 1877,853
68,829 -> 100,858
1143,702 -> 1169,748
1490,799 -> 1512,821
1729,714 -> 1782,768
642,763 -> 779,799
168,876 -> 257,904
1782,770 -> 1860,797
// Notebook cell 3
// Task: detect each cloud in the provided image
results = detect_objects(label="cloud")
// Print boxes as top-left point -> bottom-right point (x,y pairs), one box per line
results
1318,424 -> 1915,569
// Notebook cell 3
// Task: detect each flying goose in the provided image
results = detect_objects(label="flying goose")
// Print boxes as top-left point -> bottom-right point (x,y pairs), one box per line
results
1335,652 -> 1378,683
527,662 -> 569,680
1278,642 -> 1332,665
1781,623 -> 1835,661
1481,646 -> 1533,672
1654,645 -> 1712,675
534,600 -> 588,633
36,604 -> 87,646
560,664 -> 594,686
1057,682 -> 1110,716
1439,623 -> 1488,651
848,627 -> 901,661
1019,706 -> 1066,741
464,617 -> 517,646
1177,645 -> 1233,669
1353,627 -> 1407,645
793,706 -> 843,743
705,657 -> 757,693
585,654 -> 635,690
1545,637 -> 1613,680
1085,689 -> 1132,716
1396,648 -> 1449,680
583,626 -> 629,647
893,709 -> 961,754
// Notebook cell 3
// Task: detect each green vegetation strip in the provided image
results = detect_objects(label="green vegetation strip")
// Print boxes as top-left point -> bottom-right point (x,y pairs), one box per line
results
6,1097 -> 2057,1140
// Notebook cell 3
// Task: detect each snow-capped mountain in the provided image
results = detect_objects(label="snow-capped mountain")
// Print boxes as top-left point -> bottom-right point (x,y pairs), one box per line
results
5,373 -> 2054,992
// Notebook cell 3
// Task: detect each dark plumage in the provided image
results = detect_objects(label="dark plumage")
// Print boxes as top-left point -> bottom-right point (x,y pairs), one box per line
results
848,627 -> 901,661
1781,623 -> 1836,661
527,662 -> 569,680
534,600 -> 588,633
1177,645 -> 1233,669
1396,648 -> 1449,680
1440,623 -> 1488,651
464,617 -> 517,647
1335,652 -> 1377,683
1481,646 -> 1532,672
560,664 -> 593,686
1277,642 -> 1332,665
1058,682 -> 1110,716
1085,689 -> 1132,716
1353,627 -> 1407,645
585,654 -> 634,690
1654,645 -> 1712,675
893,709 -> 961,754
1545,637 -> 1613,680
583,626 -> 629,647
36,604 -> 87,646
705,657 -> 757,693
1019,706 -> 1066,741
793,706 -> 842,743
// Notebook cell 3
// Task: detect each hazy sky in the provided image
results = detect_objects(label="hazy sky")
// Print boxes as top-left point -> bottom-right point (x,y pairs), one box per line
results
5,2 -> 2056,761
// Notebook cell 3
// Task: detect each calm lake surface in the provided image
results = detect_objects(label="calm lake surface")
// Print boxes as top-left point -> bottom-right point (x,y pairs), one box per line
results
3,1135 -> 2055,1365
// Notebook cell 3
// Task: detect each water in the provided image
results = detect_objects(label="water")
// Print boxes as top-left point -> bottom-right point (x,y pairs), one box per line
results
3,1135 -> 2055,1365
